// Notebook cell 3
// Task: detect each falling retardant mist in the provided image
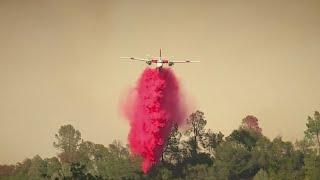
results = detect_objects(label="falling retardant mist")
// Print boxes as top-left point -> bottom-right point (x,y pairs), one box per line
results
121,67 -> 188,173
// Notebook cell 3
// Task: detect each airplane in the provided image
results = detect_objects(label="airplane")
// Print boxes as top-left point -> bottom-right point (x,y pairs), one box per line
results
120,49 -> 200,69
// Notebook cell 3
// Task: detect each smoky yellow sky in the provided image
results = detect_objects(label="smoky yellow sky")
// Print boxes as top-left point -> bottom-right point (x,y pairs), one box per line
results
1,0 -> 320,164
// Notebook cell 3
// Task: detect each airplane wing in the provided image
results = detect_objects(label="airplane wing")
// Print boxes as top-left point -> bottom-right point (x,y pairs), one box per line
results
170,60 -> 200,63
120,57 -> 149,62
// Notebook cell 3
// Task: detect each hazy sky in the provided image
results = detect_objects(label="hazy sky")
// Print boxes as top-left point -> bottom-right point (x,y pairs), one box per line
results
1,0 -> 320,164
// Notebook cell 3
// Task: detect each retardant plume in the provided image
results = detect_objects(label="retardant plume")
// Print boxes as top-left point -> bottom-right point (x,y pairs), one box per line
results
122,68 -> 188,173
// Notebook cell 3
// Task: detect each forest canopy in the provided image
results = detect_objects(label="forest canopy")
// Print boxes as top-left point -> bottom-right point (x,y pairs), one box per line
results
1,110 -> 320,180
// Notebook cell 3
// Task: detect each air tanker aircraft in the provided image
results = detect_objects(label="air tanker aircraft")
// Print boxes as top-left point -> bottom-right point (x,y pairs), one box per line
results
120,49 -> 200,69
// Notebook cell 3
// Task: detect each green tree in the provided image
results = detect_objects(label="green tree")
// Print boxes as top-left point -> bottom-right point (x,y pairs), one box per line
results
250,136 -> 271,169
12,158 -> 32,179
227,128 -> 260,151
44,157 -> 61,179
61,163 -> 72,179
303,151 -> 320,180
27,155 -> 47,180
147,164 -> 174,180
156,167 -> 173,180
162,124 -> 182,165
185,111 -> 207,154
96,140 -> 141,179
184,164 -> 210,180
201,130 -> 224,157
253,169 -> 269,180
181,111 -> 213,171
67,162 -> 100,180
78,141 -> 97,176
213,141 -> 256,179
53,124 -> 82,163
295,138 -> 315,155
304,111 -> 320,153
265,137 -> 304,179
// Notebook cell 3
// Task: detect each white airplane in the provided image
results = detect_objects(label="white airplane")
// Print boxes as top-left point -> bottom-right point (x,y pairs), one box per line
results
120,49 -> 200,69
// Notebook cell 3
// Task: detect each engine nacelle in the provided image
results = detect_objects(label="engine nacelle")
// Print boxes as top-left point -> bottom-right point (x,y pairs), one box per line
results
169,62 -> 174,66
146,61 -> 152,65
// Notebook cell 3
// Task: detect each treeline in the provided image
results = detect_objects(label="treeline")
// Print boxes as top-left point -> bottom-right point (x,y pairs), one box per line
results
1,110 -> 320,180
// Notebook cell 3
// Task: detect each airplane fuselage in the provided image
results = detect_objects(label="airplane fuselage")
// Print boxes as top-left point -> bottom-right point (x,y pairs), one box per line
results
157,58 -> 163,68
150,58 -> 164,68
